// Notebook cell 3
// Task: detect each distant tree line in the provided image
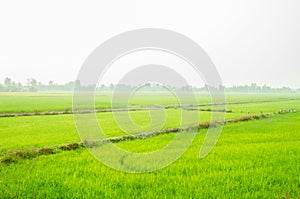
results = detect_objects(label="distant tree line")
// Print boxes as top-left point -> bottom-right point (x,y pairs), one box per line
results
0,77 -> 75,92
223,83 -> 297,93
0,77 -> 299,93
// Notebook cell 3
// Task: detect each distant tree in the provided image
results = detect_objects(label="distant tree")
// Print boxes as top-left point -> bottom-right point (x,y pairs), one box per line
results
27,78 -> 38,92
109,83 -> 114,90
219,85 -> 225,91
279,86 -> 291,93
100,84 -> 105,90
262,84 -> 271,92
48,80 -> 54,86
204,84 -> 209,92
74,80 -> 81,88
3,77 -> 18,91
16,83 -> 23,92
4,77 -> 12,87
64,81 -> 74,90
4,77 -> 13,91
180,85 -> 192,91
250,83 -> 257,91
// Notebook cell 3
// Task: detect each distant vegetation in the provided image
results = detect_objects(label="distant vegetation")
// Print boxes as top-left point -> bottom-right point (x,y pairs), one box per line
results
0,77 -> 299,93
0,77 -> 75,92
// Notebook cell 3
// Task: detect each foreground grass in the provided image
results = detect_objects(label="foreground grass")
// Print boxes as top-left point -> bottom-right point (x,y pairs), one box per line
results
1,112 -> 299,198
0,109 -> 240,150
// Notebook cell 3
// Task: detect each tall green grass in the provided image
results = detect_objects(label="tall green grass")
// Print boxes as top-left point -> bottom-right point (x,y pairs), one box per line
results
0,112 -> 299,198
0,93 -> 300,198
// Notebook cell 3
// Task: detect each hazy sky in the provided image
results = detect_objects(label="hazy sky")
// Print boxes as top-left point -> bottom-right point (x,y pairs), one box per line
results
0,0 -> 299,88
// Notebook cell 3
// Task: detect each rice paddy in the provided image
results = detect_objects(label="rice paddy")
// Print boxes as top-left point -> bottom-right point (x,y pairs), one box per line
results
0,92 -> 299,198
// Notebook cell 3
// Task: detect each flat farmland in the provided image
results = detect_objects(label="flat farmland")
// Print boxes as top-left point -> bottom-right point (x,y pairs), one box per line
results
0,92 -> 300,198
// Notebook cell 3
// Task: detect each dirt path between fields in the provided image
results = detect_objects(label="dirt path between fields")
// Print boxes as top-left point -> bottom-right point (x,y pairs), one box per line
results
0,98 -> 298,118
1,110 -> 296,165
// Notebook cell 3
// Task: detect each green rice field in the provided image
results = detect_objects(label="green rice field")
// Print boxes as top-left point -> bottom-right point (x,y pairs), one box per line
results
0,92 -> 300,198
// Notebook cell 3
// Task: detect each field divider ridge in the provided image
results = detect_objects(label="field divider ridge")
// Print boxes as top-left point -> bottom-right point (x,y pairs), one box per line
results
0,109 -> 296,165
1,98 -> 299,118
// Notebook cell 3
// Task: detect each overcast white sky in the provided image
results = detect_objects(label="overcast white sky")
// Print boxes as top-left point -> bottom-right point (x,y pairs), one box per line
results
0,0 -> 299,88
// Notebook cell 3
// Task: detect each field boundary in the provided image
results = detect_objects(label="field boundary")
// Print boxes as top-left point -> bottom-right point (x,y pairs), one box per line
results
1,110 -> 296,165
0,98 -> 298,118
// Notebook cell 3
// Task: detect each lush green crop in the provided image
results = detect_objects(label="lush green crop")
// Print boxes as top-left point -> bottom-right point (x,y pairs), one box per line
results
0,112 -> 299,198
1,92 -> 299,113
0,109 -> 242,150
0,93 -> 299,198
